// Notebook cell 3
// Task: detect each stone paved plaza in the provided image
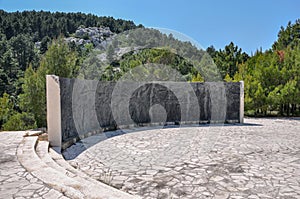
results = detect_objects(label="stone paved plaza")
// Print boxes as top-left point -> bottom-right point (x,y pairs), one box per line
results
0,132 -> 67,199
65,118 -> 300,199
1,118 -> 300,199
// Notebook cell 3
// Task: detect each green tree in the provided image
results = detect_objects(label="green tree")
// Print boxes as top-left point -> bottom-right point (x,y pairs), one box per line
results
19,66 -> 45,127
40,36 -> 51,54
2,112 -> 37,131
0,46 -> 19,96
273,20 -> 300,50
206,45 -> 217,58
9,34 -> 35,71
20,38 -> 80,127
213,42 -> 249,79
0,93 -> 15,128
39,37 -> 79,77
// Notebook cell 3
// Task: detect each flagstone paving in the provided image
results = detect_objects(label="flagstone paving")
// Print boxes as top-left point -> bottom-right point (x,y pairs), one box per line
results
66,118 -> 300,199
0,132 -> 68,199
1,118 -> 299,199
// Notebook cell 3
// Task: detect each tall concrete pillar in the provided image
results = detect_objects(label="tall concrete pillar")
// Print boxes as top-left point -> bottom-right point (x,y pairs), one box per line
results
46,75 -> 62,149
240,81 -> 244,123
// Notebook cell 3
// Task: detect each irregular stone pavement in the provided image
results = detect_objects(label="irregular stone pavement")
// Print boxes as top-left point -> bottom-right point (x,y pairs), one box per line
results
65,118 -> 300,199
0,132 -> 68,199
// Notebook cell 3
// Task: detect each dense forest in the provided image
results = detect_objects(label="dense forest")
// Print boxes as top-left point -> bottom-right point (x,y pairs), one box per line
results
0,10 -> 299,131
0,10 -> 141,129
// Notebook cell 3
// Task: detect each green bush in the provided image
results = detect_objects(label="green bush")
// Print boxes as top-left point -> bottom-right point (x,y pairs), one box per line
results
2,112 -> 37,131
0,93 -> 15,128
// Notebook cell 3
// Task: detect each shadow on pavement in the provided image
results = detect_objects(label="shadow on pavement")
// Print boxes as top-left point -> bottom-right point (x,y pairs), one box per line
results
62,122 -> 262,160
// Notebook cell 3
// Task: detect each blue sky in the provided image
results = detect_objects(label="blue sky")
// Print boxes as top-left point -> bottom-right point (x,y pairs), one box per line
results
1,0 -> 299,54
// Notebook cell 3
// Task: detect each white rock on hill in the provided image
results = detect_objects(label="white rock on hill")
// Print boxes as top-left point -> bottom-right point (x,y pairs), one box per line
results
65,26 -> 115,49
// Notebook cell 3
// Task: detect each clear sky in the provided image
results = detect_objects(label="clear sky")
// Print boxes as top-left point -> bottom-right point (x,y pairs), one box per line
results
1,0 -> 299,54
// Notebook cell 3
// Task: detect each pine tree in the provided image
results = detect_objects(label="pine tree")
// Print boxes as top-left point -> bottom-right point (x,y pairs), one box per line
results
19,38 -> 80,127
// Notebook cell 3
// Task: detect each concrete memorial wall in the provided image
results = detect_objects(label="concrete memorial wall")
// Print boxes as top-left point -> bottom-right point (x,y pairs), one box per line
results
46,75 -> 244,149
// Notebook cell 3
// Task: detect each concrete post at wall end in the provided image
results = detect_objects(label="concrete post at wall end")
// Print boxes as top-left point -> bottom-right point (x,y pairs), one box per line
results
46,75 -> 62,150
239,81 -> 244,124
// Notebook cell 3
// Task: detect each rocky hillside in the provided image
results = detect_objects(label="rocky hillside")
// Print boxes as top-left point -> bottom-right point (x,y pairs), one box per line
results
64,26 -> 115,49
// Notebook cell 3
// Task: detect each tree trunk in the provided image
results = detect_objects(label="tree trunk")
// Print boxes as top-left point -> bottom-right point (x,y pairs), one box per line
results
279,104 -> 283,116
291,104 -> 296,116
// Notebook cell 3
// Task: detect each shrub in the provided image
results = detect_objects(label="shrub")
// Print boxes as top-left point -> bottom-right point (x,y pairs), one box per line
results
0,93 -> 15,128
2,112 -> 37,131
